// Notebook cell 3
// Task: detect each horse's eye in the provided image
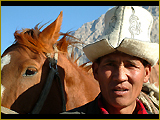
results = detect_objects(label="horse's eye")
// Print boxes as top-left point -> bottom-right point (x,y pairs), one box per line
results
23,67 -> 38,77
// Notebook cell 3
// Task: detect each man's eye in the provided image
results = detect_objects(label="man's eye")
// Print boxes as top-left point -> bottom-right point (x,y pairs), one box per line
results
108,63 -> 114,66
105,63 -> 115,66
125,64 -> 136,68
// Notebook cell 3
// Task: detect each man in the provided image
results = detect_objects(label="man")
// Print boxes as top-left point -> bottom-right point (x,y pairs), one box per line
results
61,6 -> 159,114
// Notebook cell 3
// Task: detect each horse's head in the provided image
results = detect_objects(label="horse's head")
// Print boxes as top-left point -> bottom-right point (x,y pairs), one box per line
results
1,11 -> 101,114
1,12 -> 64,114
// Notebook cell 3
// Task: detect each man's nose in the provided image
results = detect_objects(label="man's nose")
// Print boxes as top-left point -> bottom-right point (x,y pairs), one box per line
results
112,65 -> 128,82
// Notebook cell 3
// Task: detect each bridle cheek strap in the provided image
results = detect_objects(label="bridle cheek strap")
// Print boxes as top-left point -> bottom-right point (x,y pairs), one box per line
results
31,46 -> 66,114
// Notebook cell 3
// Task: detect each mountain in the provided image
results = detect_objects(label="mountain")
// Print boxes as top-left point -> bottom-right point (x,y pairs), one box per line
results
71,6 -> 159,65
142,6 -> 159,43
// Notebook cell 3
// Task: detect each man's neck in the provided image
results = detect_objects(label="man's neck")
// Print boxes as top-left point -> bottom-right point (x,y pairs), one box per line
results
102,97 -> 137,114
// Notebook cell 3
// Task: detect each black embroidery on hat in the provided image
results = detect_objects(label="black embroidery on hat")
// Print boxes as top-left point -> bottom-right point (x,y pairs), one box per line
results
105,7 -> 118,36
129,7 -> 141,39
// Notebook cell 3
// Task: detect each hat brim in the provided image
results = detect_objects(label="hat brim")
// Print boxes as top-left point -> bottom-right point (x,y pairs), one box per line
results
83,38 -> 159,66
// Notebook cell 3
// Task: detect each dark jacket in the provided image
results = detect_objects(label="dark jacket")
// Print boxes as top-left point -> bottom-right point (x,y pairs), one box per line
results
61,96 -> 100,114
61,94 -> 152,114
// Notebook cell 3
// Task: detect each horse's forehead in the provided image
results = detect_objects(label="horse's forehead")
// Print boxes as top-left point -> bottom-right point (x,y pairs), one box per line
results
1,53 -> 11,70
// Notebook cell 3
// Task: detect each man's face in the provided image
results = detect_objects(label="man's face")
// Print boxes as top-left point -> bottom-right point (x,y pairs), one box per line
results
92,51 -> 151,110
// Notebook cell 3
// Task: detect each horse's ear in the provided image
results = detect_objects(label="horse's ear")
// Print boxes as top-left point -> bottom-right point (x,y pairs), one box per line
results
39,11 -> 63,46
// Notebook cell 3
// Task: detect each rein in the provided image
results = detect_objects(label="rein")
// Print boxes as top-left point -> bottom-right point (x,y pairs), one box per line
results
1,46 -> 66,114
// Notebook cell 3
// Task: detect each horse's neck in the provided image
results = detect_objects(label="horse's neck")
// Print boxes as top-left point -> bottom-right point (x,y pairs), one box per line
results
57,53 -> 97,86
57,53 -> 100,110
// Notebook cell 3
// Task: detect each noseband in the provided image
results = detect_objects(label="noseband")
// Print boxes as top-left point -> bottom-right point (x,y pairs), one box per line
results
1,46 -> 66,114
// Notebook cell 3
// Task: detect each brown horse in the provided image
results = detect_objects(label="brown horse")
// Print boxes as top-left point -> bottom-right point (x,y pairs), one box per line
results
1,11 -> 100,114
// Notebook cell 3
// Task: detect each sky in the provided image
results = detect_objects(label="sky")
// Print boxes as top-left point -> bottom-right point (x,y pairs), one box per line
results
1,6 -> 114,55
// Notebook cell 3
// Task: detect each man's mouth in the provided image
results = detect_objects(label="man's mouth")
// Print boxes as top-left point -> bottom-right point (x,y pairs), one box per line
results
113,87 -> 129,95
114,89 -> 128,91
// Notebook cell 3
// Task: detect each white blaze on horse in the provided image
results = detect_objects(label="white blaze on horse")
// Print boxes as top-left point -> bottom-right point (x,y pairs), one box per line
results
1,11 -> 100,114
1,54 -> 11,97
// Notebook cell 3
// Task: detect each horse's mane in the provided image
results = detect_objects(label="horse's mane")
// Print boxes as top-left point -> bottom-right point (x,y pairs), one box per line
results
14,24 -> 54,54
14,23 -> 92,72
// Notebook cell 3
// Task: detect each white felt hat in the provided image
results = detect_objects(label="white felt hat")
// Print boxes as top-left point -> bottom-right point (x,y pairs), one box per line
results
83,6 -> 159,66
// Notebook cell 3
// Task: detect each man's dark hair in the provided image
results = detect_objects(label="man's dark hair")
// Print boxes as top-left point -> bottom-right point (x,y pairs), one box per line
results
141,59 -> 151,67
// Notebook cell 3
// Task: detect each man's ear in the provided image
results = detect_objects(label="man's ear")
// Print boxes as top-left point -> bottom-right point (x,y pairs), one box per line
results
143,65 -> 151,83
92,62 -> 99,80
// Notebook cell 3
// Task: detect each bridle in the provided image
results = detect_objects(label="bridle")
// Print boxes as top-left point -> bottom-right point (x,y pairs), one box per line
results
1,46 -> 66,114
